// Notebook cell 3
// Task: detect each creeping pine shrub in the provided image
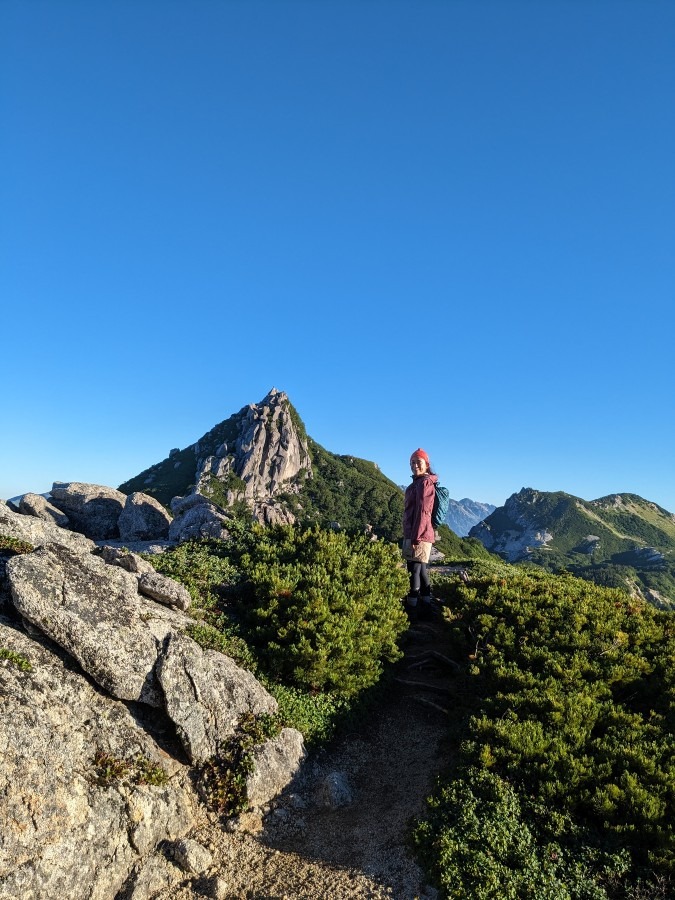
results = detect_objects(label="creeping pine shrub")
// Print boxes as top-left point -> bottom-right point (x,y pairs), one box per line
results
143,538 -> 239,611
414,767 -> 626,900
419,560 -> 675,896
237,524 -> 409,698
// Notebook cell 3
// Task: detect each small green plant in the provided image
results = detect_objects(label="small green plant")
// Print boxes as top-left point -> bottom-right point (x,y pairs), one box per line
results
198,713 -> 281,817
0,535 -> 34,555
263,681 -> 349,748
93,750 -> 168,787
0,647 -> 33,672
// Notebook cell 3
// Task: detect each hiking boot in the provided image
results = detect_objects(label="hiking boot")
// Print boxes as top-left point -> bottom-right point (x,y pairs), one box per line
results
404,595 -> 419,623
419,597 -> 441,621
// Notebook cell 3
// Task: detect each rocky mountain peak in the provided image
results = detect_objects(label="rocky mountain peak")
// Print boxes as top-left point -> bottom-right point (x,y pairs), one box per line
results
194,389 -> 312,524
120,390 -> 313,526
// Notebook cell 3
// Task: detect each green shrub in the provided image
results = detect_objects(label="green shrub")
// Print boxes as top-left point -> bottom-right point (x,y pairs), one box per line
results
143,538 -> 239,610
415,767 -> 627,899
419,560 -> 675,896
237,524 -> 409,697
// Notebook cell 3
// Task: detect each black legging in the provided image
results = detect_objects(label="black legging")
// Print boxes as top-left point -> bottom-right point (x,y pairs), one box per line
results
407,560 -> 431,598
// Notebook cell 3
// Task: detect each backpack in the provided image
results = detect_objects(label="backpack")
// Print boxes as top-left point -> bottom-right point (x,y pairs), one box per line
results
432,483 -> 450,529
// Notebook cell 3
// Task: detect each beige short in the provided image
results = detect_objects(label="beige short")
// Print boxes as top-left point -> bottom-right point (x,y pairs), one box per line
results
401,539 -> 432,564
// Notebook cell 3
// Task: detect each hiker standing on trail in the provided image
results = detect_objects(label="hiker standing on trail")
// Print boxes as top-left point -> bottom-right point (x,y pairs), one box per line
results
402,448 -> 437,620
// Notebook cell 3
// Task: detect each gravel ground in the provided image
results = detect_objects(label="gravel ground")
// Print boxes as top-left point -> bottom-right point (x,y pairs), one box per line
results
154,617 -> 458,900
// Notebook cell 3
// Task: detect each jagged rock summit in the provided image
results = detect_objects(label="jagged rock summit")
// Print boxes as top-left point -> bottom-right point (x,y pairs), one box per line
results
120,388 -> 312,527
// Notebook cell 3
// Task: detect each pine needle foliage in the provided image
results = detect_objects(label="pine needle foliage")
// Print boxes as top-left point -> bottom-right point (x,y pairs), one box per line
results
236,523 -> 409,697
146,521 -> 409,739
418,561 -> 675,898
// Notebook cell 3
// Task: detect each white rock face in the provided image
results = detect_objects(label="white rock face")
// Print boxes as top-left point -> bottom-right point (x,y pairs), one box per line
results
194,388 -> 312,524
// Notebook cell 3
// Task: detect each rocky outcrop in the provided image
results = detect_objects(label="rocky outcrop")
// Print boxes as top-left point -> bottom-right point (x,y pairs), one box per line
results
119,389 -> 313,526
0,615 -> 194,900
49,481 -> 128,539
118,491 -> 172,542
0,495 -> 307,898
18,492 -> 70,527
195,389 -> 311,518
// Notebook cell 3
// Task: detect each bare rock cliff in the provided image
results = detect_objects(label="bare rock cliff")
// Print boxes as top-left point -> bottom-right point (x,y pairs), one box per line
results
194,388 -> 312,525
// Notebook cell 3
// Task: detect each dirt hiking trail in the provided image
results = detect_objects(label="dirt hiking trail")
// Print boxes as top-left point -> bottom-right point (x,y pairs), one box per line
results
155,612 -> 462,900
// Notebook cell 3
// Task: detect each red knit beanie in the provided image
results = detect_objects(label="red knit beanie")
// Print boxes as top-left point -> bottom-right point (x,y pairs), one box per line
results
410,448 -> 430,465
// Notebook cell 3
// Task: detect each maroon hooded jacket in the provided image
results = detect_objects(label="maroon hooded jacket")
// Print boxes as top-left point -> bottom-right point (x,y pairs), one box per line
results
403,473 -> 437,544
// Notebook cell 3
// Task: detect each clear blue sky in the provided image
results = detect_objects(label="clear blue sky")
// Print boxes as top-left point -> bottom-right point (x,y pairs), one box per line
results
2,0 -> 674,512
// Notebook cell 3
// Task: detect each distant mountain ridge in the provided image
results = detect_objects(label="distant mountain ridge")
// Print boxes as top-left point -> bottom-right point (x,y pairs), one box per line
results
470,487 -> 675,608
120,388 -> 487,559
445,498 -> 496,536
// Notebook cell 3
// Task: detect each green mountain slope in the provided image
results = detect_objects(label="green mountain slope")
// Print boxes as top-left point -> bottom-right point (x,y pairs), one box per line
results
118,410 -> 245,506
470,488 -> 675,608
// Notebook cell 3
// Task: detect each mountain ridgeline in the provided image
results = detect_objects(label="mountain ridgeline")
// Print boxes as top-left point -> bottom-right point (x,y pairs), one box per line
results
470,487 -> 675,608
445,497 -> 496,536
119,389 -> 486,560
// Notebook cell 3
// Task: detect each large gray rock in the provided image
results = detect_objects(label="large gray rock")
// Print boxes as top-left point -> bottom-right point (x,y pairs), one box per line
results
96,547 -> 191,611
7,543 -> 191,706
118,492 -> 172,542
49,482 -> 127,539
18,492 -> 70,527
138,570 -> 191,611
0,616 -> 194,900
168,494 -> 231,542
97,545 -> 156,576
246,728 -> 306,809
155,631 -> 278,764
0,501 -> 93,553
